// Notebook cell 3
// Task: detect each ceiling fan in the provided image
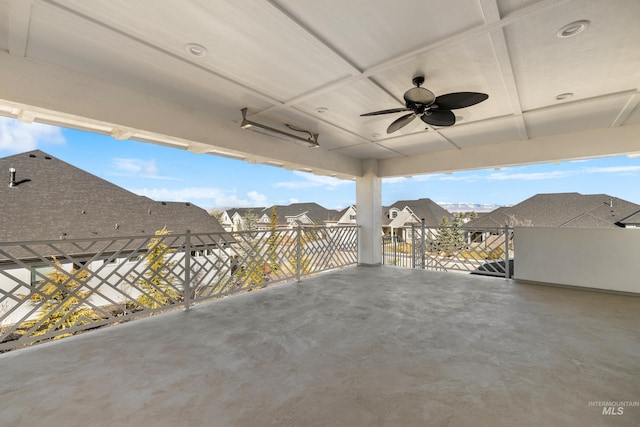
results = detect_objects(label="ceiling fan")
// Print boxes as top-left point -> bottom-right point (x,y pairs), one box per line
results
361,76 -> 489,134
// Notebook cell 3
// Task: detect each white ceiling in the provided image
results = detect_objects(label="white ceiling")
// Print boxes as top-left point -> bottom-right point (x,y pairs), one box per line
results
0,0 -> 639,179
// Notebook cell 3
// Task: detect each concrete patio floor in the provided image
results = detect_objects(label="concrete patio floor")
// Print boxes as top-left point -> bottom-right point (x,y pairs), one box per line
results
1,266 -> 638,426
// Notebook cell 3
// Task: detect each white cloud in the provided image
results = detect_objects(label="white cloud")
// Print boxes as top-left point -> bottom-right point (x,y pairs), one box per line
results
437,173 -> 482,182
113,158 -> 160,176
111,157 -> 179,180
0,117 -> 65,153
585,165 -> 640,174
132,187 -> 268,208
246,191 -> 268,206
274,171 -> 353,190
384,174 -> 437,184
382,177 -> 409,184
289,198 -> 300,204
487,170 -> 573,181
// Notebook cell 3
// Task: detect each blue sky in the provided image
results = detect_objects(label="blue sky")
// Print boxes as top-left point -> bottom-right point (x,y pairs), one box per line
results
1,116 -> 639,210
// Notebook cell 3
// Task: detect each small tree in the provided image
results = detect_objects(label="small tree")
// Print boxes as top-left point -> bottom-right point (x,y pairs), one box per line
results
241,209 -> 259,231
209,208 -> 225,223
21,258 -> 98,339
505,214 -> 533,251
433,213 -> 466,255
136,227 -> 182,309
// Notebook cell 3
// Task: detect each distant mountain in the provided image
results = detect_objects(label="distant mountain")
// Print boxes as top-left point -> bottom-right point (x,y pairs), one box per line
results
436,202 -> 503,213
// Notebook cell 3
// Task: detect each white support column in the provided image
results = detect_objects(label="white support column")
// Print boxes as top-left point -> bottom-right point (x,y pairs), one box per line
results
356,159 -> 382,266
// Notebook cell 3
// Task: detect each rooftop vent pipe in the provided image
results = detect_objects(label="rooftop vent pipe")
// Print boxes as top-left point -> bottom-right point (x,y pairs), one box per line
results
8,168 -> 16,188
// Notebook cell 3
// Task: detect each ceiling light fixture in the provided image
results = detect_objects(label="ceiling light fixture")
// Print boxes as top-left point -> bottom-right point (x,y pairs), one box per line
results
240,108 -> 319,148
556,20 -> 590,38
184,43 -> 208,57
555,92 -> 574,100
316,107 -> 328,114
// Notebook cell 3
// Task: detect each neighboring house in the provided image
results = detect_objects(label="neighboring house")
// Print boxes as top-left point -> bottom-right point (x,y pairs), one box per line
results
0,150 -> 228,325
467,192 -> 640,229
219,207 -> 265,231
382,199 -> 453,241
465,192 -> 640,245
331,205 -> 357,226
222,203 -> 340,230
619,211 -> 640,228
329,199 -> 452,241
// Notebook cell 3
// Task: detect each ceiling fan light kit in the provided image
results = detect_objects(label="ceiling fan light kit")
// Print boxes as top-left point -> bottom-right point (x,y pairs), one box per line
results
361,75 -> 489,134
240,108 -> 319,148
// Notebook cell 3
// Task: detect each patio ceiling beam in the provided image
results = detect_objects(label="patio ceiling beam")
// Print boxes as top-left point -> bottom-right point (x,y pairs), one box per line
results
0,52 -> 362,180
379,122 -> 640,178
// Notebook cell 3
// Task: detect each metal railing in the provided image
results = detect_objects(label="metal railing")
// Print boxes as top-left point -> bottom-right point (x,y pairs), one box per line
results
383,221 -> 513,278
0,225 -> 357,351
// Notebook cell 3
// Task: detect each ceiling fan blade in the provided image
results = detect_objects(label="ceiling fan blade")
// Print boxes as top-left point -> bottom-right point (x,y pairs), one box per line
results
433,92 -> 489,110
361,108 -> 411,116
387,113 -> 416,134
421,110 -> 456,127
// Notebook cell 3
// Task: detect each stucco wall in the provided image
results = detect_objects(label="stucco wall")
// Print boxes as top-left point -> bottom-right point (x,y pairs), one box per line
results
514,227 -> 640,294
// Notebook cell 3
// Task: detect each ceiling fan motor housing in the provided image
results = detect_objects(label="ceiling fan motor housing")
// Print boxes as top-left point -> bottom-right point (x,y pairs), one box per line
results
404,87 -> 435,106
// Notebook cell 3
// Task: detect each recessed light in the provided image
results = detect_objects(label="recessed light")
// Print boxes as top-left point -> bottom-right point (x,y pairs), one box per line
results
184,43 -> 208,57
556,20 -> 590,38
316,107 -> 328,114
555,92 -> 573,100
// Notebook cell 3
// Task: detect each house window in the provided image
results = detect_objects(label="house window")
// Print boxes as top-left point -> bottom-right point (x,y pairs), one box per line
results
31,265 -> 54,287
349,215 -> 356,221
73,261 -> 87,271
128,254 -> 143,263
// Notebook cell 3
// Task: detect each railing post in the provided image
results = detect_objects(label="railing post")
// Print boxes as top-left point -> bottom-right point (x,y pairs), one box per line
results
296,226 -> 302,283
411,224 -> 416,269
504,225 -> 510,280
393,234 -> 397,266
421,218 -> 426,270
184,230 -> 191,311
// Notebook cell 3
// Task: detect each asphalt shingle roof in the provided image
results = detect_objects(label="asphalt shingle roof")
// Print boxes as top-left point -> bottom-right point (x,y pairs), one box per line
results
619,210 -> 640,226
0,150 -> 226,242
259,203 -> 340,225
466,193 -> 640,229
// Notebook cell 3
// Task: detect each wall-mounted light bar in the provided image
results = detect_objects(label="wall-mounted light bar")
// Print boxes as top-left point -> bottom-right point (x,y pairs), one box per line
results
240,108 -> 319,148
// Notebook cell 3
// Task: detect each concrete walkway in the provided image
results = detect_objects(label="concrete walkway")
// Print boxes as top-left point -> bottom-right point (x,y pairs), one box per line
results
1,266 -> 639,426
